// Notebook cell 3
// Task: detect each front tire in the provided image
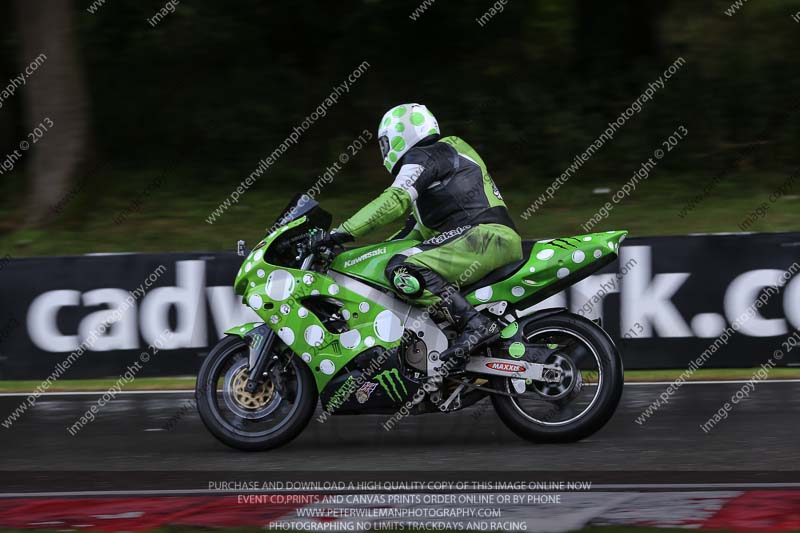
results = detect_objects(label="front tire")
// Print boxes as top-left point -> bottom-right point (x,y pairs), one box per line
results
196,335 -> 317,451
491,313 -> 623,443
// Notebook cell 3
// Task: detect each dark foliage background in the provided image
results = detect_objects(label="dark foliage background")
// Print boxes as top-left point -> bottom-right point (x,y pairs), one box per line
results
0,0 -> 798,253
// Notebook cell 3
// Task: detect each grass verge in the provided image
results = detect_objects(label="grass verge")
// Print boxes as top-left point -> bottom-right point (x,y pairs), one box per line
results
0,171 -> 798,257
0,376 -> 195,393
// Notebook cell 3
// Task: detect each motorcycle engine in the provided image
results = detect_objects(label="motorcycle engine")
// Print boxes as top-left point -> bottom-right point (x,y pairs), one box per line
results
403,337 -> 428,372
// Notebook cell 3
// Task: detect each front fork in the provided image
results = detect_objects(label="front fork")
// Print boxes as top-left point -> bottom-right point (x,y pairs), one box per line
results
242,324 -> 277,393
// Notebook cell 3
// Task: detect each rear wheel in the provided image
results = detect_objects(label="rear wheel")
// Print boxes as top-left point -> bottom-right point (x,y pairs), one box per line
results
195,335 -> 317,451
491,313 -> 623,443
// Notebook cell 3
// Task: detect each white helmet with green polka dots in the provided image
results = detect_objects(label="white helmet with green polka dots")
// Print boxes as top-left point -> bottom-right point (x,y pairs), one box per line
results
378,103 -> 440,173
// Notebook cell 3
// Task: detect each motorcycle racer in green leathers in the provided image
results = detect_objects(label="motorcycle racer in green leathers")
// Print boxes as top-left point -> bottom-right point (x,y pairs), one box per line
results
325,103 -> 523,373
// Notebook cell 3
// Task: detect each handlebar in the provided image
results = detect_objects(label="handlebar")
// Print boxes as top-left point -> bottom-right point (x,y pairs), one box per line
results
297,228 -> 339,271
272,227 -> 341,272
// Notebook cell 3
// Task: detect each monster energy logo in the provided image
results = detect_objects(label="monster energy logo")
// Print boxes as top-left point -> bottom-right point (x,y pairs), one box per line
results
325,376 -> 356,412
374,369 -> 407,401
247,332 -> 264,351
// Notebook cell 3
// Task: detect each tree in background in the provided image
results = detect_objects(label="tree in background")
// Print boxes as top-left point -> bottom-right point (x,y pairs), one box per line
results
14,0 -> 90,226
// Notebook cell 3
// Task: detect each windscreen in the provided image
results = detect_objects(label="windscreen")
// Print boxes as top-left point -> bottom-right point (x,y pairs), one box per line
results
273,193 -> 332,230
274,193 -> 319,226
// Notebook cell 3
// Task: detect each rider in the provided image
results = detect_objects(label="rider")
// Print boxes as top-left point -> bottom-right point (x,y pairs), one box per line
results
325,103 -> 522,372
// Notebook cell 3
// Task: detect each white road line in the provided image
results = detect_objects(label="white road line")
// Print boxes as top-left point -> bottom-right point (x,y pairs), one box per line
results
1,484 -> 800,498
2,379 -> 800,397
624,379 -> 800,386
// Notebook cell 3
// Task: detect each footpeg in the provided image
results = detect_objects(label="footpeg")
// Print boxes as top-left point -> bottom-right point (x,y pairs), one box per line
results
438,381 -> 466,412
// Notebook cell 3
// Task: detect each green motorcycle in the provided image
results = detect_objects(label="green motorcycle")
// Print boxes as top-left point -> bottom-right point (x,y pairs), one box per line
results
196,195 -> 626,450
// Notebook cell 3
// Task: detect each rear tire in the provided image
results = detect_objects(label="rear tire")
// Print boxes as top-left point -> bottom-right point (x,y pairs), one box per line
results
196,335 -> 317,451
491,313 -> 623,443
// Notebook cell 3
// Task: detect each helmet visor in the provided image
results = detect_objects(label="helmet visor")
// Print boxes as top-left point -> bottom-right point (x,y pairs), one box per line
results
379,135 -> 390,160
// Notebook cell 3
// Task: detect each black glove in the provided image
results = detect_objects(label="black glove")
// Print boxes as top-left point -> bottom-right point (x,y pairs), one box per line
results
318,229 -> 354,250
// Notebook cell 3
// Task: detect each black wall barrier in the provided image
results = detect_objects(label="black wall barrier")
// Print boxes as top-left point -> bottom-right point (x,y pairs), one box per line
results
0,232 -> 798,380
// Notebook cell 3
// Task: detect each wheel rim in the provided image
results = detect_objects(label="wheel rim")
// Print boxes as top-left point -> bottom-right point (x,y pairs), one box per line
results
529,352 -> 579,400
505,326 -> 603,427
204,342 -> 303,438
222,359 -> 282,419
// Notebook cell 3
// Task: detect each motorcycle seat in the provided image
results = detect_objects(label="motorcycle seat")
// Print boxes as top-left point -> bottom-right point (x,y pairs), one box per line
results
461,240 -> 536,294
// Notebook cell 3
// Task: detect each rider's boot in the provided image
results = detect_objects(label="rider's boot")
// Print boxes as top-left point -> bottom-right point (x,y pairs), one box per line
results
415,269 -> 500,376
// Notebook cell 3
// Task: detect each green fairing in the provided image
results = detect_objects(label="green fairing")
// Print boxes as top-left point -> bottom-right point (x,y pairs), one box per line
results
226,216 -> 627,394
330,239 -> 419,289
224,322 -> 263,336
465,231 -> 628,306
228,217 -> 406,392
339,187 -> 412,238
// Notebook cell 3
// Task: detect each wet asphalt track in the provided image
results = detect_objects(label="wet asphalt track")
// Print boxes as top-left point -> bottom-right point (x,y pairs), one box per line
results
1,381 -> 798,492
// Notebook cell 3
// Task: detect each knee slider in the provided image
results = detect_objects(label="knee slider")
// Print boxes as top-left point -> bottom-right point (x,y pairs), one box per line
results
386,260 -> 426,299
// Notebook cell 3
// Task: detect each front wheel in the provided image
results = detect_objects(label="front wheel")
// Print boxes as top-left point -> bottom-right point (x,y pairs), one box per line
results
490,313 -> 623,443
195,335 -> 317,451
